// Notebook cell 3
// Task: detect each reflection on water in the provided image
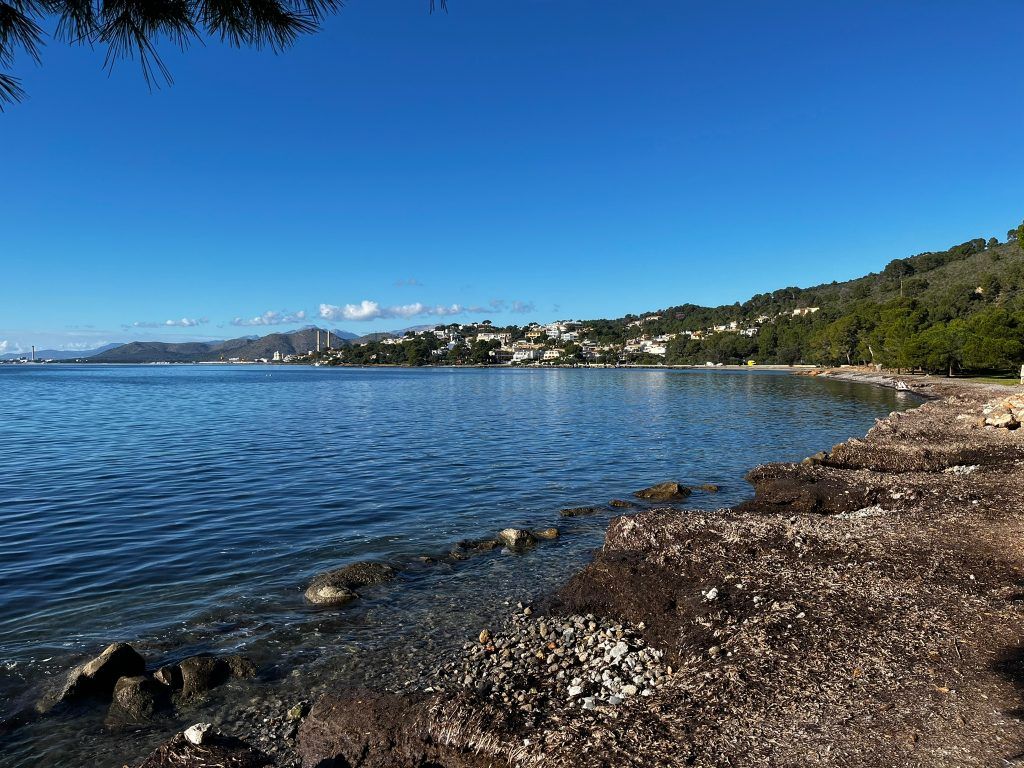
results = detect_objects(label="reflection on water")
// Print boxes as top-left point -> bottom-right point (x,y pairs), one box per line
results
0,366 -> 910,767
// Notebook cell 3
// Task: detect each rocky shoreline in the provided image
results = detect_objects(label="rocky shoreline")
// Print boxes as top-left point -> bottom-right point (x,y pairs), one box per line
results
25,371 -> 1024,766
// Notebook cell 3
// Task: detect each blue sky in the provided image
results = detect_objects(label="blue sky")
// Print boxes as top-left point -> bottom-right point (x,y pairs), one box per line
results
2,0 -> 1023,352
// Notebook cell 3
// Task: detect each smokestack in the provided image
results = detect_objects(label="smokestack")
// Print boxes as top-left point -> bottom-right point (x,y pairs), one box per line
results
326,330 -> 331,350
31,345 -> 35,362
316,330 -> 321,353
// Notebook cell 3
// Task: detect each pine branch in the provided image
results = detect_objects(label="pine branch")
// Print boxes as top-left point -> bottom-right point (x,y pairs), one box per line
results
0,0 -> 446,108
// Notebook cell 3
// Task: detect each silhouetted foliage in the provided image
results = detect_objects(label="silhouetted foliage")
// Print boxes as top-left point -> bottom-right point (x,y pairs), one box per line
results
0,0 -> 445,108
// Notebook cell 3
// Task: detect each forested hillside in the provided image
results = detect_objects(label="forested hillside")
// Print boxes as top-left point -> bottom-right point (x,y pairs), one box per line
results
620,222 -> 1024,373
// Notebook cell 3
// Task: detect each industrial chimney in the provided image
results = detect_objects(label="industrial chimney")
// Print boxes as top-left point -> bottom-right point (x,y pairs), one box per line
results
316,330 -> 321,353
31,345 -> 36,362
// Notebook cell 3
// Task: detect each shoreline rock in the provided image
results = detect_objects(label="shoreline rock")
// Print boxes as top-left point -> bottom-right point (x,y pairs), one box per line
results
304,561 -> 397,606
632,481 -> 691,502
497,528 -> 536,550
559,506 -> 600,517
41,642 -> 146,711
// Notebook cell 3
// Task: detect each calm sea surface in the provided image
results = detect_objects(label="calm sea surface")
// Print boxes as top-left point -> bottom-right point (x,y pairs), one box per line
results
0,365 -> 911,766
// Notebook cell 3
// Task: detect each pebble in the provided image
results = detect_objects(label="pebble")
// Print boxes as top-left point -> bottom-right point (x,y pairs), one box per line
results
441,610 -> 667,723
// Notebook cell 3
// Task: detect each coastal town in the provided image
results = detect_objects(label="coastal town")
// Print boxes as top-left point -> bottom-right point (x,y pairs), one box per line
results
277,307 -> 822,367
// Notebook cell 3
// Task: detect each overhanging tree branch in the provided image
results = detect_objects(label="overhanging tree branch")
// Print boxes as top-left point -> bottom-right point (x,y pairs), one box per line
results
0,0 -> 447,109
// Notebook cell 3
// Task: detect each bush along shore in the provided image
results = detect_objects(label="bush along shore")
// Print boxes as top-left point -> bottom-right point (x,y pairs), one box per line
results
30,373 -> 1024,767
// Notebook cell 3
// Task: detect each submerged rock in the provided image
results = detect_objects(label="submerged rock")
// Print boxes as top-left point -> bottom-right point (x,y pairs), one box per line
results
696,483 -> 721,493
633,482 -> 691,502
455,538 -> 501,553
532,527 -> 560,540
169,654 -> 257,700
305,561 -> 397,606
45,642 -> 146,710
560,506 -> 600,517
609,499 -> 635,509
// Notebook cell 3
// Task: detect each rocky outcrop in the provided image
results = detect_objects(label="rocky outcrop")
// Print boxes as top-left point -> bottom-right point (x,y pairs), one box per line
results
304,561 -> 397,606
632,481 -> 691,502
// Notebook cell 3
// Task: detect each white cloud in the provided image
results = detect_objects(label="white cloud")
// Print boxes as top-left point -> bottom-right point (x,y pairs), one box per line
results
510,301 -> 536,314
230,310 -> 307,327
319,301 -> 490,322
127,317 -> 209,329
0,340 -> 7,353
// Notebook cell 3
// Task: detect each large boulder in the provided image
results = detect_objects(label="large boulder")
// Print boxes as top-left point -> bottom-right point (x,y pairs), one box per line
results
109,675 -> 169,722
633,482 -> 692,502
134,727 -> 271,768
305,561 -> 397,606
50,643 -> 146,707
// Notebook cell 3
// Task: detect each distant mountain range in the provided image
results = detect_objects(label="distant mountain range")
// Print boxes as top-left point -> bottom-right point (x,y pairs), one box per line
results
2,324 -> 439,364
1,343 -> 122,361
85,328 -> 382,364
